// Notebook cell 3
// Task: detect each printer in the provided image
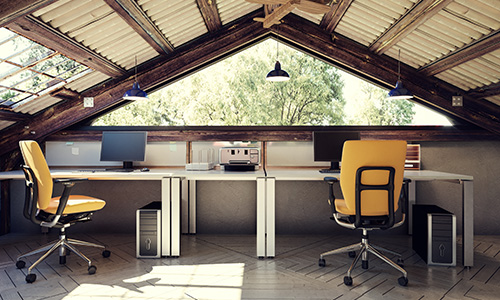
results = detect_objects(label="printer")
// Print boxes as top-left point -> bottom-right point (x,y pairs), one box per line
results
219,147 -> 260,171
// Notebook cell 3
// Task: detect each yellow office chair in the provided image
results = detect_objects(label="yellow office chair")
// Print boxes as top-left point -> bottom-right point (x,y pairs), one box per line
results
319,140 -> 409,286
16,140 -> 110,283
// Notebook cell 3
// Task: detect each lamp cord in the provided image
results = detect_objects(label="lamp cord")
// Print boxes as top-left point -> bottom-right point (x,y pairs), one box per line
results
397,49 -> 401,82
135,56 -> 138,83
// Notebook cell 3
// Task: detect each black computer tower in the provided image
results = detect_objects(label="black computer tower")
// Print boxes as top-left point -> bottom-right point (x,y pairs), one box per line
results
413,204 -> 456,266
136,201 -> 161,258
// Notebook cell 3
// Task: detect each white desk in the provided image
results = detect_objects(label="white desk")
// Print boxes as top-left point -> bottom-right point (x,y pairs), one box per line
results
265,169 -> 474,267
0,168 -> 181,257
1,168 -> 474,266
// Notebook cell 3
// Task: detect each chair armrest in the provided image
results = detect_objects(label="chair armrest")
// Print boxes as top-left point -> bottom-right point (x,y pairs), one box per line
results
400,178 -> 411,214
324,177 -> 339,216
54,178 -> 89,184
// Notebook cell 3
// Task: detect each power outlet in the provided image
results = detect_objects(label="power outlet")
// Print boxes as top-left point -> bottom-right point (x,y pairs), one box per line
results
452,96 -> 463,107
83,97 -> 94,108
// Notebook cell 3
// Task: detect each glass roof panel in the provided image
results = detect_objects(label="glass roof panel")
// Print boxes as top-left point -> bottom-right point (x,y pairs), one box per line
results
0,28 -> 90,108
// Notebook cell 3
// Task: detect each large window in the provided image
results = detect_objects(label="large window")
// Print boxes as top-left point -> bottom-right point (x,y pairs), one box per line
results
93,39 -> 451,126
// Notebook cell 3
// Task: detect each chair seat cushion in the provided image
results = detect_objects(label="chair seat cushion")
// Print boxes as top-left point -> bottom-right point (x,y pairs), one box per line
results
43,195 -> 106,214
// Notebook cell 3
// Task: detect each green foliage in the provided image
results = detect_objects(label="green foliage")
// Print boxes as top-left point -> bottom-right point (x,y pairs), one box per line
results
347,82 -> 415,125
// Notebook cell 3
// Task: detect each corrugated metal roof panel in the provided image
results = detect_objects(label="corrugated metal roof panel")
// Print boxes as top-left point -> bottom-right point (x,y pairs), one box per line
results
14,94 -> 63,114
65,71 -> 109,93
336,0 -> 418,47
486,95 -> 500,106
33,0 -> 152,70
139,0 -> 207,47
217,0 -> 260,25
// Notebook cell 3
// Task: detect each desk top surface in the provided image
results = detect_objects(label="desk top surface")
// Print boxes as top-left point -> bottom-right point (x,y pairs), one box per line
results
0,168 -> 473,181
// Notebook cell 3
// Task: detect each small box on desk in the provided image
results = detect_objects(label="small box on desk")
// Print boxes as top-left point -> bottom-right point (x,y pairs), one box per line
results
136,202 -> 161,258
413,204 -> 456,266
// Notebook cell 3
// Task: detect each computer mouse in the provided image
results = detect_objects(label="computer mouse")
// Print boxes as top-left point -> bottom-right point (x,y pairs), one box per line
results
141,167 -> 150,172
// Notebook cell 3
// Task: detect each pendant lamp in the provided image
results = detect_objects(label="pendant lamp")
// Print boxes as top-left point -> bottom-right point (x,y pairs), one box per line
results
387,49 -> 412,99
266,41 -> 290,82
123,56 -> 148,100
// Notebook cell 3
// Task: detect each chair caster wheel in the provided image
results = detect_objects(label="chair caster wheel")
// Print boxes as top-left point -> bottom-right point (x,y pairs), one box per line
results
318,258 -> 326,267
348,251 -> 356,258
102,250 -> 111,258
343,276 -> 353,286
398,276 -> 408,286
26,273 -> 36,283
362,260 -> 368,269
59,256 -> 66,264
88,265 -> 97,275
16,260 -> 26,269
397,258 -> 404,267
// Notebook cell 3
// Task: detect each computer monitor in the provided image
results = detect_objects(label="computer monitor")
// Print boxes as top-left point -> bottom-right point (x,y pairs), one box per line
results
100,131 -> 147,172
313,131 -> 360,173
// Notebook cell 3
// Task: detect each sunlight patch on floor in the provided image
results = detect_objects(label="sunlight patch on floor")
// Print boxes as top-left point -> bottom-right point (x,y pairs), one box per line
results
63,263 -> 245,299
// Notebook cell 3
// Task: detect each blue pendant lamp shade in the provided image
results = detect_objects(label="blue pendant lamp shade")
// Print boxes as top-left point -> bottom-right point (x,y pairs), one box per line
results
123,82 -> 147,100
387,49 -> 413,100
266,61 -> 290,82
388,80 -> 412,99
123,56 -> 148,100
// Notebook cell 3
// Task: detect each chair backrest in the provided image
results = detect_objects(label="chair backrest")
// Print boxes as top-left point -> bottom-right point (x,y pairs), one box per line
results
19,140 -> 53,210
340,140 -> 406,217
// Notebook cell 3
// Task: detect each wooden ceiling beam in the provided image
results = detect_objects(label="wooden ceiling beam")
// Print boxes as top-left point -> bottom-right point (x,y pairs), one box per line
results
7,15 -> 126,77
274,14 -> 500,136
0,109 -> 29,121
104,0 -> 174,55
196,0 -> 222,32
319,0 -> 353,33
0,12 -> 268,156
467,82 -> 500,99
369,0 -> 453,55
420,30 -> 500,76
0,0 -> 55,27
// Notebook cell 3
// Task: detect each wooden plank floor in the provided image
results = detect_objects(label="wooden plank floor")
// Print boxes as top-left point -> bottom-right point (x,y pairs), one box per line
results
0,232 -> 499,299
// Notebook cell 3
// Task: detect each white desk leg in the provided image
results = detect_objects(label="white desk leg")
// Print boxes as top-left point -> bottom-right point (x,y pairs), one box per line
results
171,177 -> 181,257
256,177 -> 266,258
181,179 -> 189,234
407,181 -> 416,235
462,180 -> 474,267
189,180 -> 197,234
161,178 -> 171,257
266,178 -> 275,257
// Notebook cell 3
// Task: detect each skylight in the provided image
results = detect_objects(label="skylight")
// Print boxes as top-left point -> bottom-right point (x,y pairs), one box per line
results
0,28 -> 90,108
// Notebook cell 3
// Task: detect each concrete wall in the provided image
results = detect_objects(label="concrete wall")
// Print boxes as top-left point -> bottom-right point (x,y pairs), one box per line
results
8,140 -> 500,235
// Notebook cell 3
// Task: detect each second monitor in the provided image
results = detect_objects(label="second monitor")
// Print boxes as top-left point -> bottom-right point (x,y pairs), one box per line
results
313,131 -> 360,173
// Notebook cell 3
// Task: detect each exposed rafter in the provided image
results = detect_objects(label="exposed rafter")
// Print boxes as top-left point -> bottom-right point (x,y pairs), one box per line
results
369,0 -> 453,55
49,87 -> 80,101
420,30 -> 500,77
274,14 -> 500,135
0,109 -> 29,121
7,15 -> 126,77
104,0 -> 174,55
0,0 -> 55,27
467,82 -> 500,99
0,12 -> 268,156
319,0 -> 353,33
196,0 -> 222,32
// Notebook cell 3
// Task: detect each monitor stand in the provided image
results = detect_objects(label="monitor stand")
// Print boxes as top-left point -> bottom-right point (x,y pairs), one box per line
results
105,161 -> 135,172
319,161 -> 340,173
